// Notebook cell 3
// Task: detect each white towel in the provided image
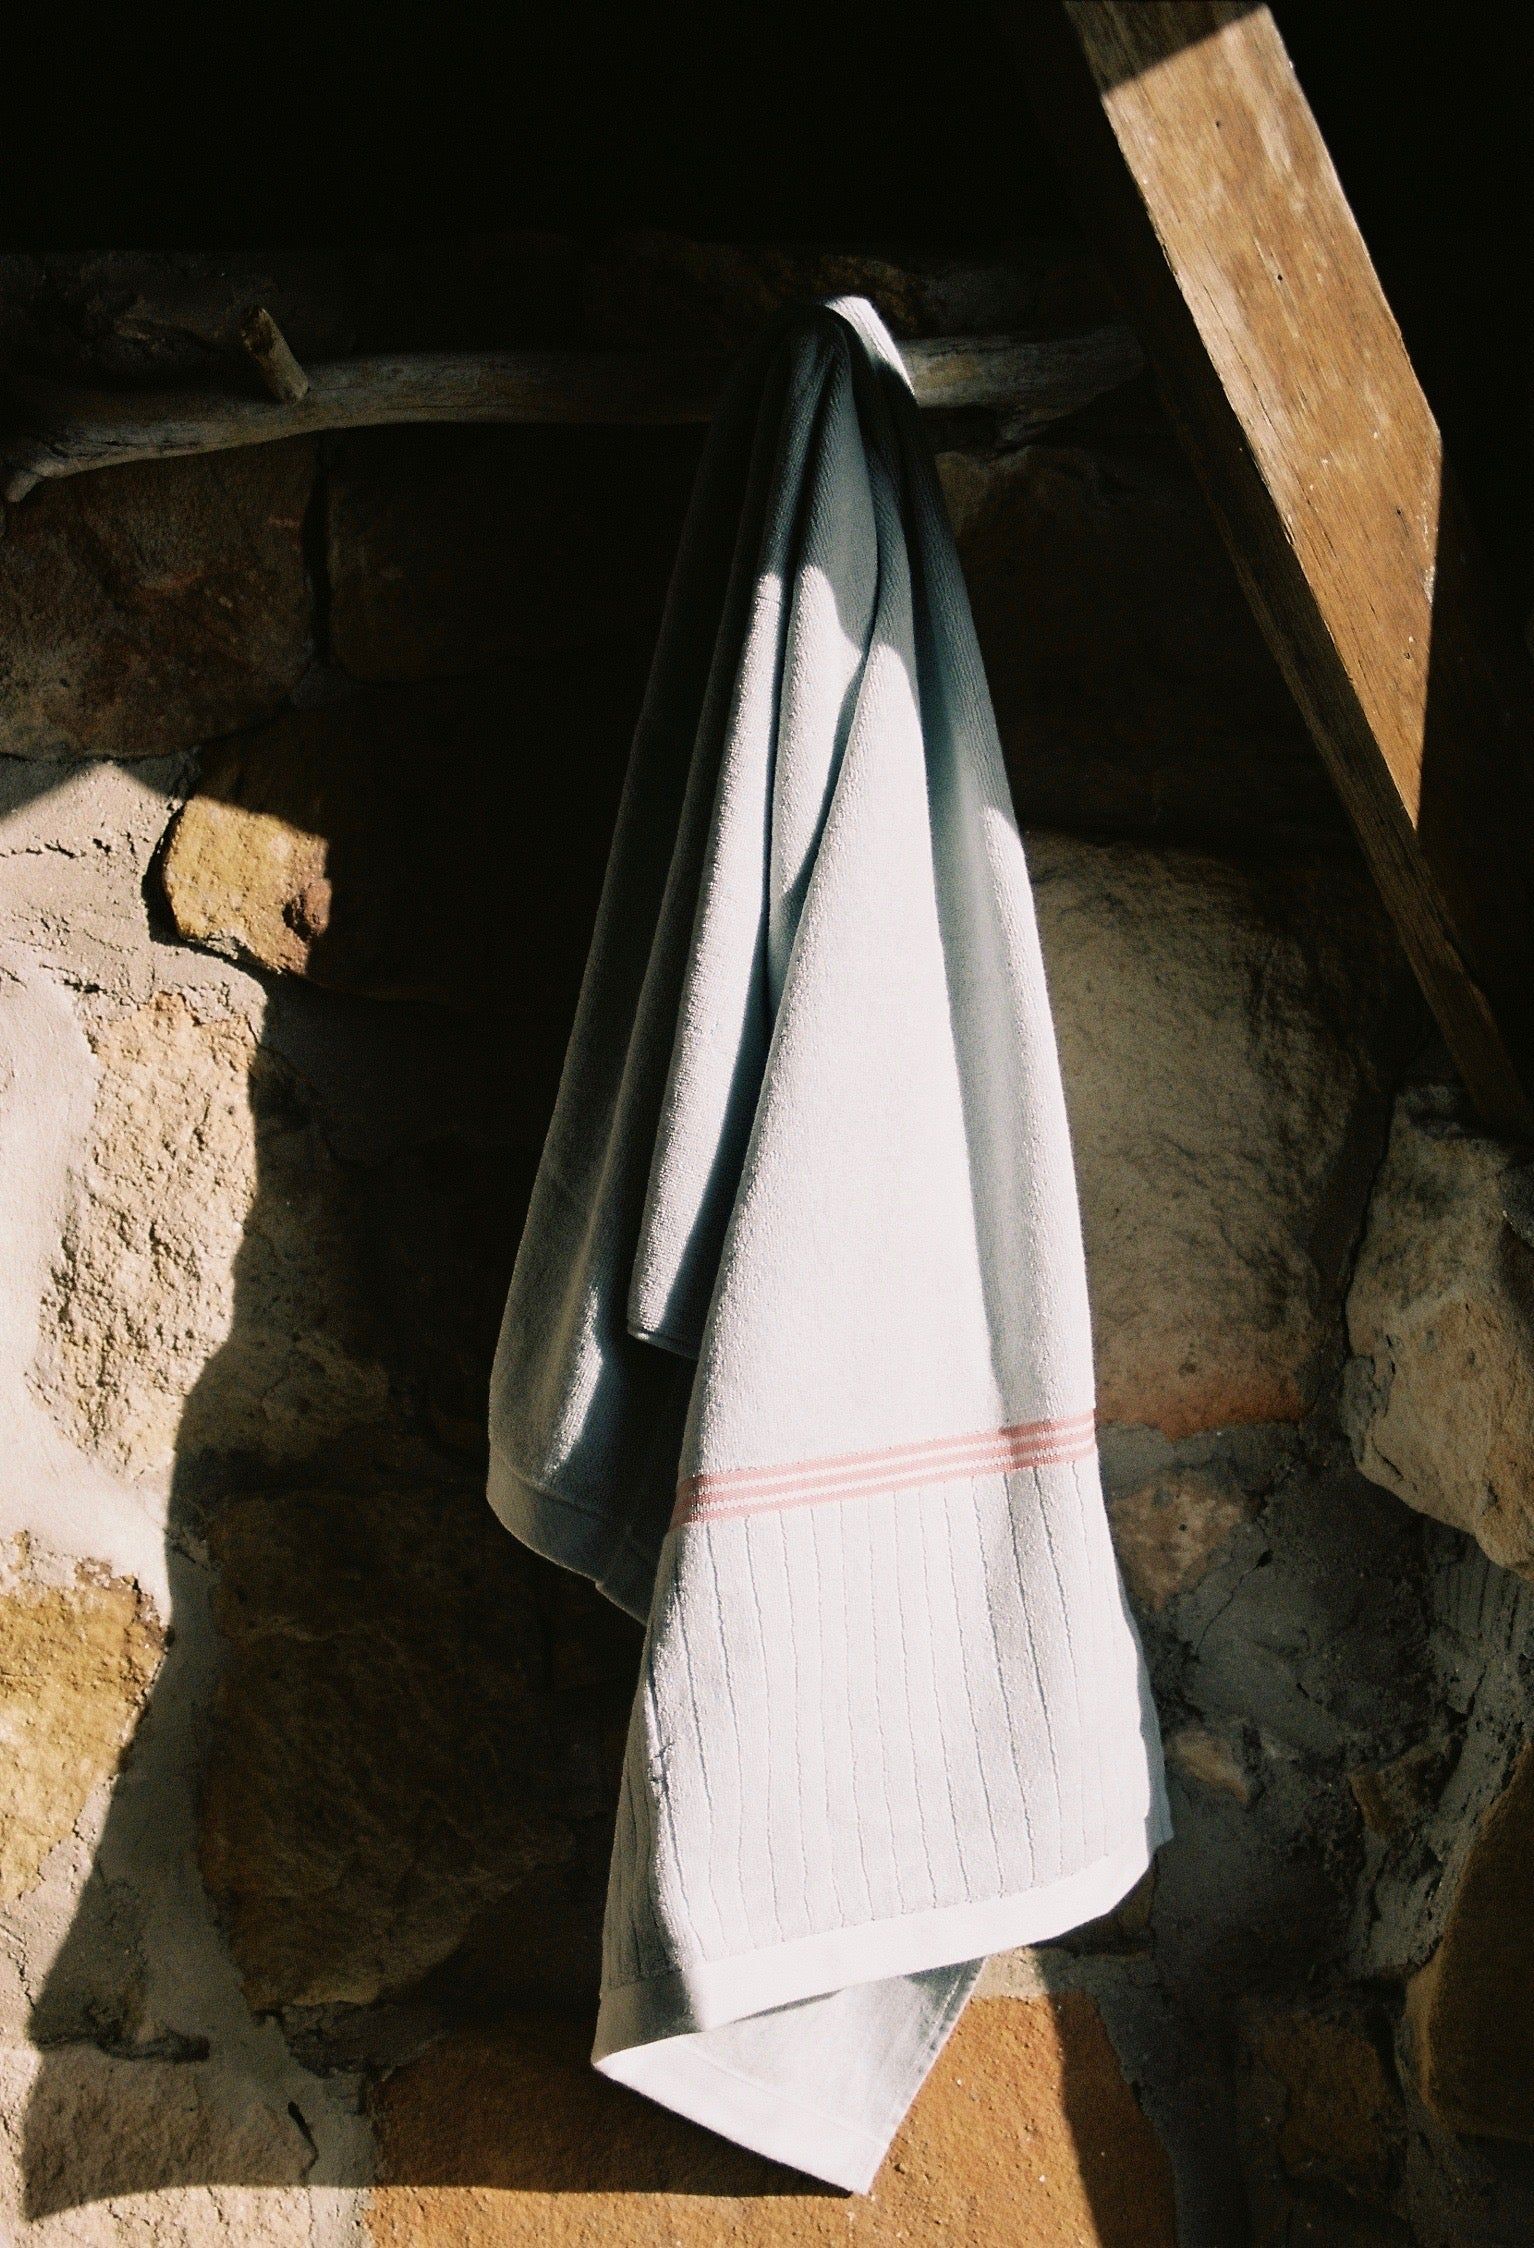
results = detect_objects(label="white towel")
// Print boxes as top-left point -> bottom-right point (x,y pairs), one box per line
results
487,297 -> 1169,2191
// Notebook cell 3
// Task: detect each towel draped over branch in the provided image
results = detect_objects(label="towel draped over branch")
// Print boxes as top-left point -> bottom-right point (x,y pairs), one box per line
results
488,296 -> 1168,2191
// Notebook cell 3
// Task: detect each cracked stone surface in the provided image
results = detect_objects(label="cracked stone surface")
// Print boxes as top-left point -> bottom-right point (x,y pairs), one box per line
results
31,991 -> 393,1484
1109,1464 -> 1253,1613
0,1552 -> 163,1903
1032,834 -> 1416,1437
1345,1078 -> 1534,1575
198,1453 -> 636,2015
0,444 -> 314,762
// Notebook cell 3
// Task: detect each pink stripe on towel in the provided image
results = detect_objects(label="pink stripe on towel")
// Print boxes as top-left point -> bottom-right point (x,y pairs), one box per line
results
672,1411 -> 1097,1529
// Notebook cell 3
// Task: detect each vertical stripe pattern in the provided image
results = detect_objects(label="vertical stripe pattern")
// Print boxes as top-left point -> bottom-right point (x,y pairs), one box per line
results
605,1450 -> 1160,1993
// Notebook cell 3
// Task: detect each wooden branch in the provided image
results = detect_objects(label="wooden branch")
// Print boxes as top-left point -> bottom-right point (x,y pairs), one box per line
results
1000,1 -> 1534,1133
0,322 -> 1142,505
236,306 -> 310,404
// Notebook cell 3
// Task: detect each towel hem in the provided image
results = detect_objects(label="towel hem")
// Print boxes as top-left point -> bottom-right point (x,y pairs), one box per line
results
594,1961 -> 978,2194
593,1813 -> 1165,2054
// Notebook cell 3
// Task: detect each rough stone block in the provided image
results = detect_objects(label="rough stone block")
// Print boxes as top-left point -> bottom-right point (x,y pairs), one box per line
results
1407,1743 -> 1534,2142
366,1994 -> 1178,2245
1109,1464 -> 1252,1612
939,436 -> 1342,850
31,992 -> 393,1483
1033,835 -> 1415,1436
325,425 -> 699,682
0,1557 -> 162,1901
1167,1725 -> 1252,1804
0,442 -> 314,760
12,2037 -> 318,2223
1344,1081 -> 1534,1575
1244,2005 -> 1399,2196
159,664 -> 640,1021
200,1458 -> 637,2014
1347,1740 -> 1454,1843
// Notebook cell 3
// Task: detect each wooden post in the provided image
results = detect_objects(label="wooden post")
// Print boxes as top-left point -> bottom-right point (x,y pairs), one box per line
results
1000,1 -> 1534,1133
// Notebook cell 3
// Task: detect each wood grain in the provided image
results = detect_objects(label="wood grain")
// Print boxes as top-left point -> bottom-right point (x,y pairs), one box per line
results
236,306 -> 311,405
1002,1 -> 1534,1131
1,323 -> 1143,503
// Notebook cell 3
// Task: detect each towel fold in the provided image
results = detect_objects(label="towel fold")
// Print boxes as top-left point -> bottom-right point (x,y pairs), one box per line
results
487,296 -> 1169,2192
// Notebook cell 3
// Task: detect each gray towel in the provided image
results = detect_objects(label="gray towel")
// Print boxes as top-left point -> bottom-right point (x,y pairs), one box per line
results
487,297 -> 1169,2190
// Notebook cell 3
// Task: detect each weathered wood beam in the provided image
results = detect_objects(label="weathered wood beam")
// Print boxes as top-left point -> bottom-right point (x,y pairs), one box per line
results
0,321 -> 1143,504
1001,1 -> 1534,1133
236,305 -> 310,404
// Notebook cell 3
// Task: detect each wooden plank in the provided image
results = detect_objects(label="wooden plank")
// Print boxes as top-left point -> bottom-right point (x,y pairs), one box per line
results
0,323 -> 1143,504
1000,2 -> 1534,1133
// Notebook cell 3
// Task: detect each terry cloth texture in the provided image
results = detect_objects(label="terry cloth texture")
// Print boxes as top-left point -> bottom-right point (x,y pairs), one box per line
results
487,296 -> 1171,2192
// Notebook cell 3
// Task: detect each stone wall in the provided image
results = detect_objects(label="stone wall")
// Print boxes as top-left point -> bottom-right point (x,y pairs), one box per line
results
1,235 -> 1531,2247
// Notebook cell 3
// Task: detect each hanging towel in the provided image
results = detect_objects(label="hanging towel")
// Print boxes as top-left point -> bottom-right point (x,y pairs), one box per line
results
486,296 -> 1170,2192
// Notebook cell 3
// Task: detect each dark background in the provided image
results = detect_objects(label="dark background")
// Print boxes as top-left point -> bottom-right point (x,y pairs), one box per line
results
2,3 -> 1527,251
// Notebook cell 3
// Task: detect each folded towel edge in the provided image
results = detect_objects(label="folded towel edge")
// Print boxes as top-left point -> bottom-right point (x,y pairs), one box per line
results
488,1449 -> 657,1623
594,1961 -> 977,2195
592,1813 -> 1168,2059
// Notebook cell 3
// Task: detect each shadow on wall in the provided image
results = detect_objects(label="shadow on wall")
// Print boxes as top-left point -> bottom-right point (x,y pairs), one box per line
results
360,1996 -> 1183,2240
15,638 -> 663,2214
10,625 -> 1178,2246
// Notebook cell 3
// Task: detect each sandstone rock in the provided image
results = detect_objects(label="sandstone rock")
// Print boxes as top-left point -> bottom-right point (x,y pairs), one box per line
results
1032,835 -> 1415,1436
13,2037 -> 319,2222
161,777 -> 327,984
939,436 -> 1342,850
1167,1726 -> 1252,1805
1109,1464 -> 1251,1612
0,754 -> 190,1008
0,1559 -> 162,1900
159,666 -> 638,1020
1348,1739 -> 1453,1843
199,1456 -> 636,2014
1245,2006 -> 1398,2196
1406,1742 -> 1534,2141
32,992 -> 393,1482
325,425 -> 699,682
366,1994 -> 1177,2245
1344,1082 -> 1534,1575
0,442 -> 313,760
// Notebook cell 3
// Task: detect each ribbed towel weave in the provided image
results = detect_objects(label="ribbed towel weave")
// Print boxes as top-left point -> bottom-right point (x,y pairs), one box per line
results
487,296 -> 1170,2191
